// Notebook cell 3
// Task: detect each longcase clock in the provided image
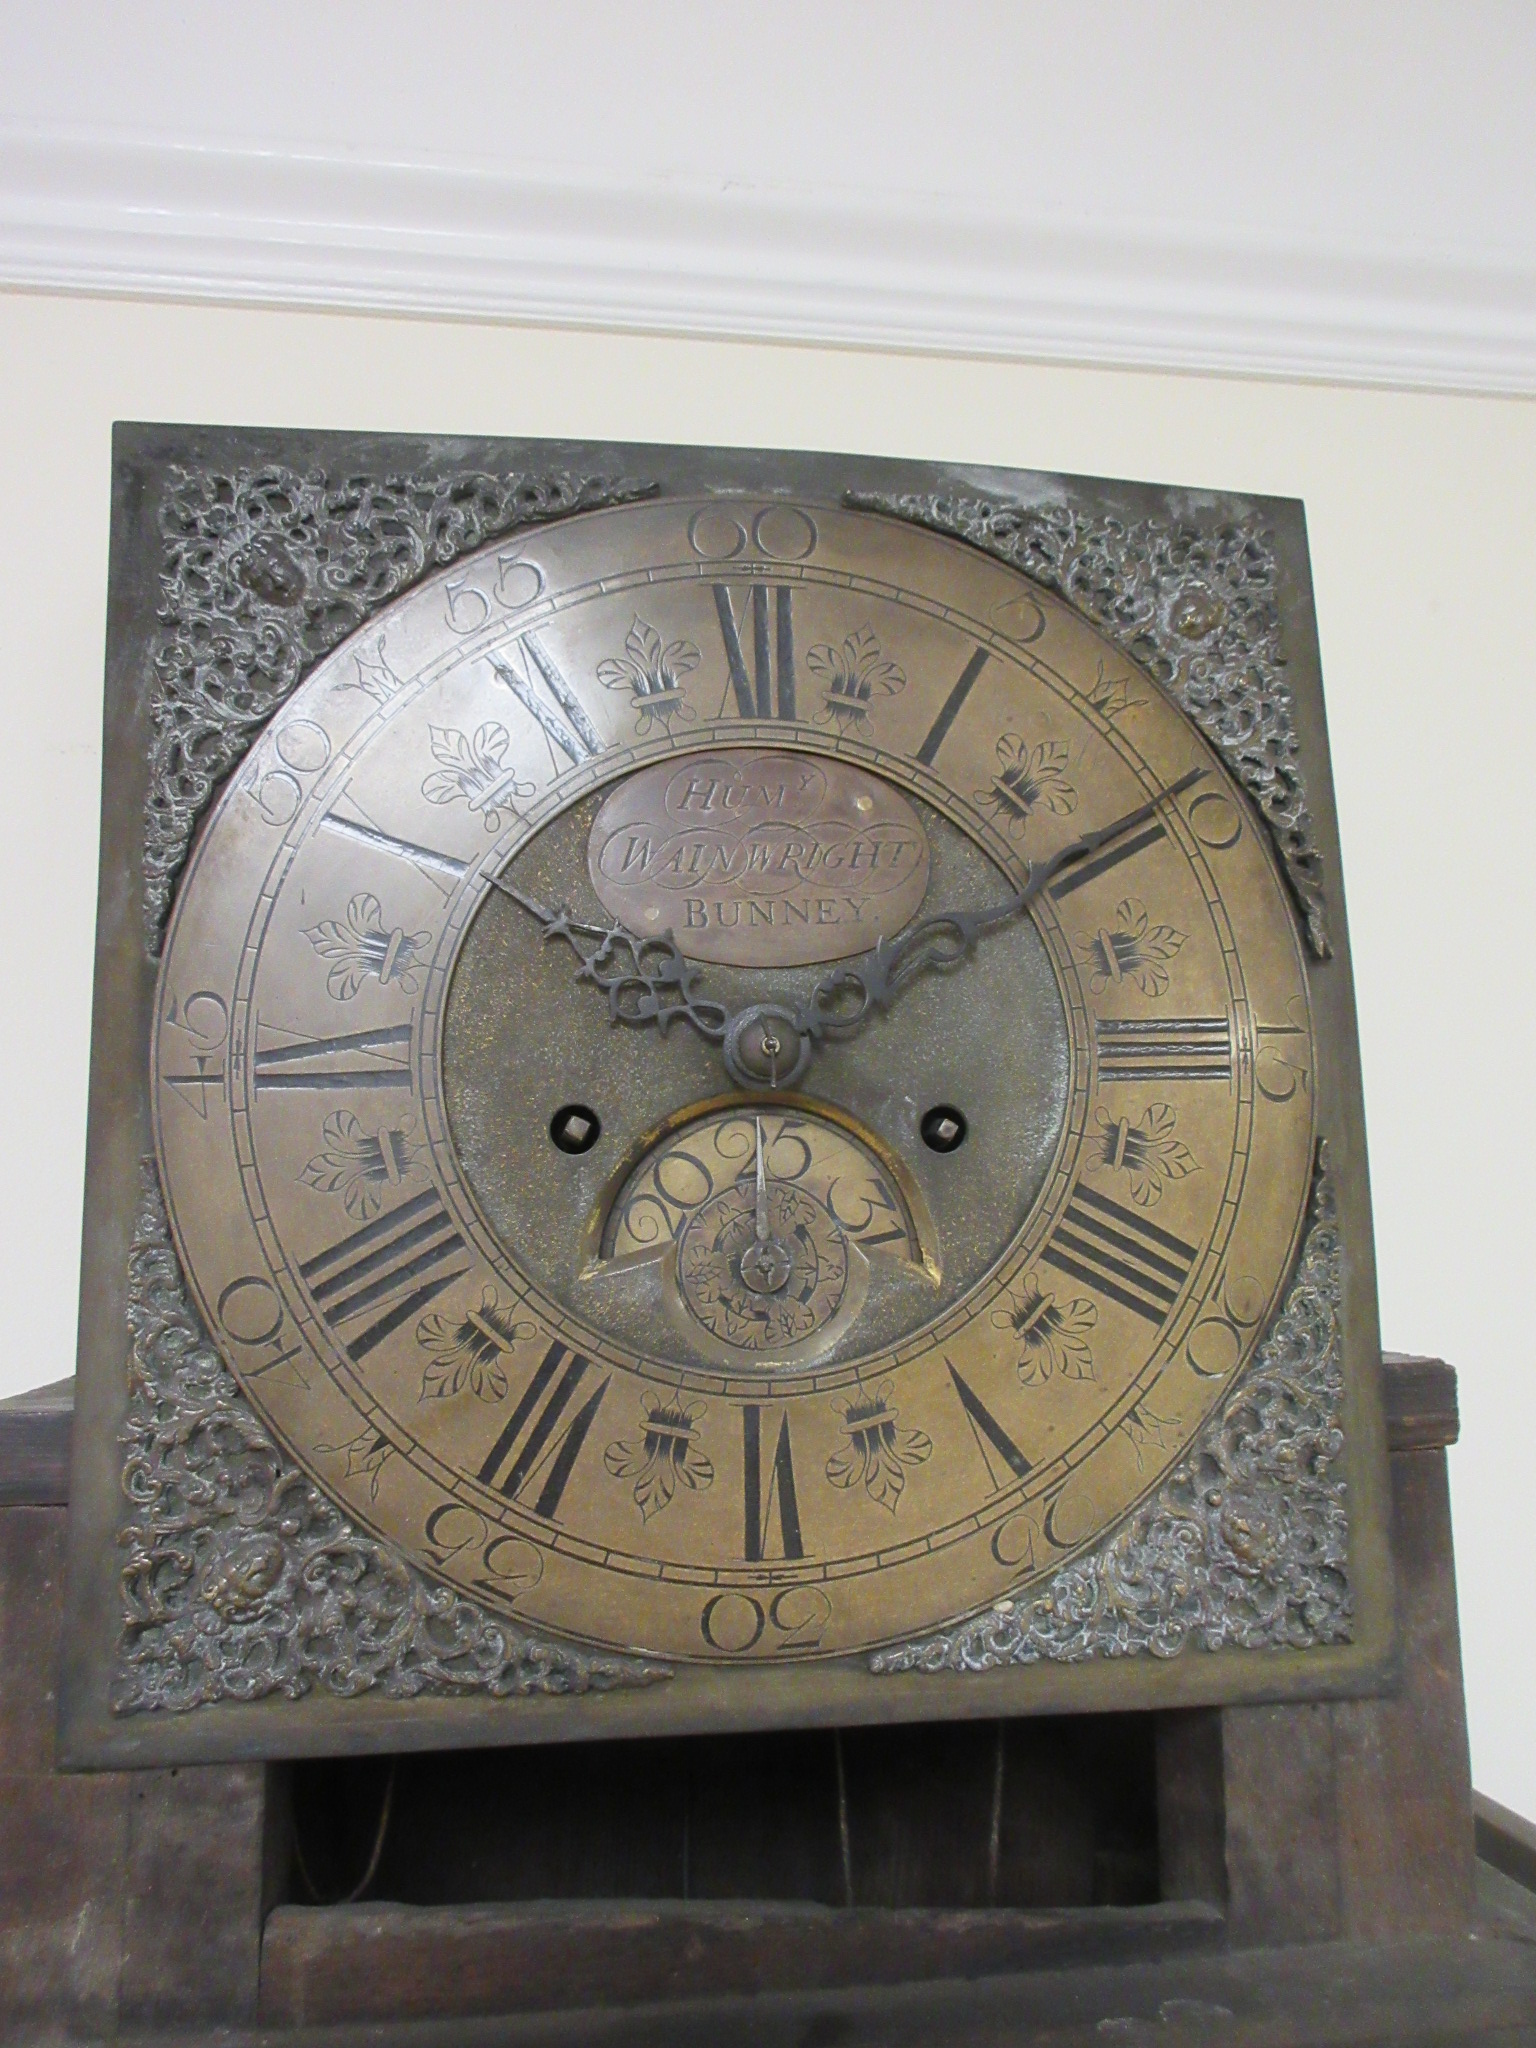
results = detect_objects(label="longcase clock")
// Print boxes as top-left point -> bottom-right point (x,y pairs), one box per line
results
58,429 -> 1390,1764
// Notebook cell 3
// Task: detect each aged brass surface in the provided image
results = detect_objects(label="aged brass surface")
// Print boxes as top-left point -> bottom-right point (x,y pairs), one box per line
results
586,749 -> 930,968
146,492 -> 1320,1671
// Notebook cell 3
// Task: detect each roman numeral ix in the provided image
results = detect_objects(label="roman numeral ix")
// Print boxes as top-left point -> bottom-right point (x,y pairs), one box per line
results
714,584 -> 797,720
300,1187 -> 469,1361
476,1339 -> 611,1521
1096,1016 -> 1233,1082
1041,1185 -> 1197,1326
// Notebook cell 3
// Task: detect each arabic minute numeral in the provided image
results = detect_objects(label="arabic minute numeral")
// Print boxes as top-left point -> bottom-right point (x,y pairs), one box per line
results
215,1274 -> 310,1388
700,1584 -> 831,1655
241,718 -> 333,829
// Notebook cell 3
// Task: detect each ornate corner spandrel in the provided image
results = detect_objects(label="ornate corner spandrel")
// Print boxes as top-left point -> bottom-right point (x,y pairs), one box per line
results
114,1163 -> 671,1715
870,1145 -> 1348,1674
846,488 -> 1331,959
142,465 -> 660,954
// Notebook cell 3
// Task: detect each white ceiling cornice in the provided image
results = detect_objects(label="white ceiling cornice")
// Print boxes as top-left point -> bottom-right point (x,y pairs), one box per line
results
3,3 -> 1534,396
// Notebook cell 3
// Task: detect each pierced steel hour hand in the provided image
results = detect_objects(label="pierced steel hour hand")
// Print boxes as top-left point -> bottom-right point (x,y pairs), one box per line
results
487,877 -> 730,1042
491,767 -> 1205,1089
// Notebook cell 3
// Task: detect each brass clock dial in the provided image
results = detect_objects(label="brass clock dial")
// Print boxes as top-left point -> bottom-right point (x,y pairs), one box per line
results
152,497 -> 1315,1665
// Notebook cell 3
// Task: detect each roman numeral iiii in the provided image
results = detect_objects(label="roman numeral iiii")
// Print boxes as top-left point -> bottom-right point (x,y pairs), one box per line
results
1041,1186 -> 1196,1326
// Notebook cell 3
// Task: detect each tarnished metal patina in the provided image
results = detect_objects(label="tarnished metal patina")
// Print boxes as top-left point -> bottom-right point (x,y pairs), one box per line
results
59,431 -> 1391,1766
587,750 -> 931,969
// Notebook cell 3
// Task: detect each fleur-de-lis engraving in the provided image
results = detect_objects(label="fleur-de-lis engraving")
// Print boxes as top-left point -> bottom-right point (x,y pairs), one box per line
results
808,626 -> 906,730
1092,1103 -> 1197,1206
991,1271 -> 1098,1385
1077,898 -> 1186,998
976,734 -> 1077,835
825,1380 -> 932,1513
1084,660 -> 1143,722
316,1427 -> 396,1499
416,1287 -> 535,1402
1119,1397 -> 1179,1469
421,722 -> 533,831
604,1391 -> 714,1520
348,634 -> 406,706
596,614 -> 700,736
300,1111 -> 421,1219
303,892 -> 431,1000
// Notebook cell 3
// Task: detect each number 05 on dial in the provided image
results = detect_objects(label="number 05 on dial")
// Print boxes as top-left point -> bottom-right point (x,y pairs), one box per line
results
153,494 -> 1319,1667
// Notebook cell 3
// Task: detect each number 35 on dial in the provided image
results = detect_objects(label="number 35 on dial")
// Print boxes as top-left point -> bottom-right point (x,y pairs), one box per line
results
154,495 -> 1316,1665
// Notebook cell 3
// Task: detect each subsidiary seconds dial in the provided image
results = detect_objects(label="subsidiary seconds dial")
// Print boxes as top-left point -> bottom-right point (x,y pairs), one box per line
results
152,496 -> 1315,1663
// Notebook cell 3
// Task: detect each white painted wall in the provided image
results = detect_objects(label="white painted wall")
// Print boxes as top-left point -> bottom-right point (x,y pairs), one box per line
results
0,290 -> 1531,1813
2,1 -> 1534,389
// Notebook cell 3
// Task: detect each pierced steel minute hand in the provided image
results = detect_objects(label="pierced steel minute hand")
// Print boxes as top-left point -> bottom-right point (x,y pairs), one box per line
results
789,767 -> 1210,1062
490,768 -> 1205,1089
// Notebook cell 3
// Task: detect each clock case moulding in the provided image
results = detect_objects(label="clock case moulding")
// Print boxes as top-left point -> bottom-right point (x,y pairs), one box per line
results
57,426 -> 1393,1768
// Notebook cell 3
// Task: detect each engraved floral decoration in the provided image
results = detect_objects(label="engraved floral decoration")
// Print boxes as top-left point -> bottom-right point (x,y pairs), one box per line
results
316,1425 -> 397,1501
846,487 -> 1330,956
347,634 -> 408,707
597,614 -> 700,736
868,1150 -> 1349,1672
116,1164 -> 669,1711
808,625 -> 907,731
604,1392 -> 715,1521
1076,898 -> 1186,998
825,1381 -> 933,1513
976,734 -> 1078,836
1092,1103 -> 1197,1205
421,722 -> 533,833
1119,1397 -> 1179,1470
416,1287 -> 535,1402
991,1271 -> 1098,1385
300,1111 -> 422,1219
303,892 -> 432,999
1085,661 -> 1143,723
142,462 -> 657,953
